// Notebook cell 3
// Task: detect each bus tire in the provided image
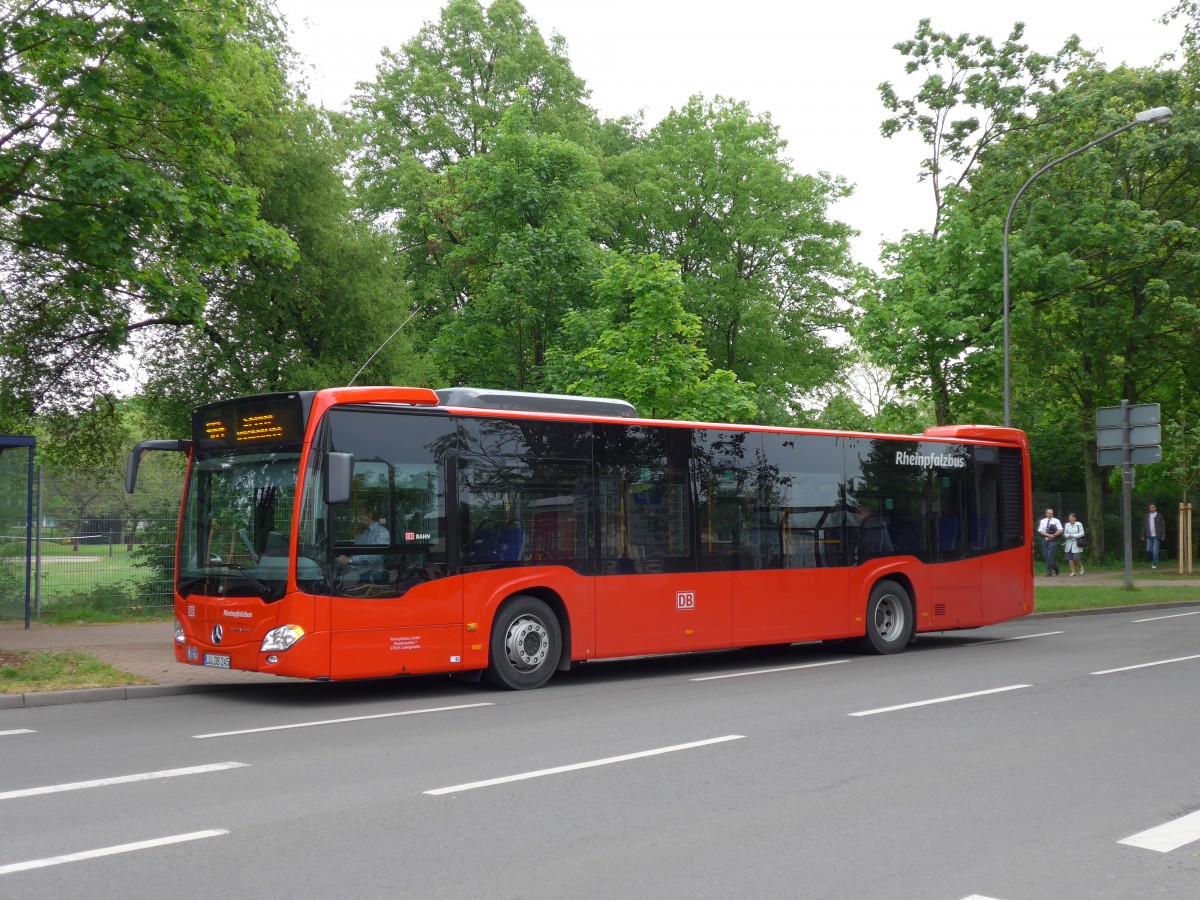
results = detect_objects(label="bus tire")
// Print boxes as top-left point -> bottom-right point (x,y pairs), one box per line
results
858,580 -> 913,655
484,595 -> 561,690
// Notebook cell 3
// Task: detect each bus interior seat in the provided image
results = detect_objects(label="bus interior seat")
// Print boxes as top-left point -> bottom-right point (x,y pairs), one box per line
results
469,525 -> 499,562
495,528 -> 524,562
938,517 -> 959,550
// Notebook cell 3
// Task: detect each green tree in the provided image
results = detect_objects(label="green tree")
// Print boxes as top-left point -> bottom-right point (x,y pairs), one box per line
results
861,20 -> 1085,423
349,0 -> 597,390
545,251 -> 759,422
422,98 -> 601,388
138,98 -> 424,435
0,0 -> 295,416
988,65 -> 1200,554
613,96 -> 857,422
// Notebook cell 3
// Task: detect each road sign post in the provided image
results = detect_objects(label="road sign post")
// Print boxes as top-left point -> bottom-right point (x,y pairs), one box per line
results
1095,401 -> 1162,589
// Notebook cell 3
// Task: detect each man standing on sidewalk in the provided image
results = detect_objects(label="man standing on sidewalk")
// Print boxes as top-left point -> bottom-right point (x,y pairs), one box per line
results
1037,507 -> 1062,576
1140,503 -> 1167,569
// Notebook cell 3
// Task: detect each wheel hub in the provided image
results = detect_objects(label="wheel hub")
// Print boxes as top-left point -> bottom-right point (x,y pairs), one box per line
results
506,616 -> 549,670
875,595 -> 903,640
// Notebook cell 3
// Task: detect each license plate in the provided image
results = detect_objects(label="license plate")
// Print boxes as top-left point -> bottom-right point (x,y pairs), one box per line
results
203,654 -> 231,669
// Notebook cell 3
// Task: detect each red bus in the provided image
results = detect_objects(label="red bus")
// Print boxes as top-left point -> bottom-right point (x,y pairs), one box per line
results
126,386 -> 1033,689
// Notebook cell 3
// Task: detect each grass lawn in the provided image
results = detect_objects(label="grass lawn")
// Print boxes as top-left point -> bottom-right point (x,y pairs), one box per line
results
0,649 -> 151,693
1033,565 -> 1200,613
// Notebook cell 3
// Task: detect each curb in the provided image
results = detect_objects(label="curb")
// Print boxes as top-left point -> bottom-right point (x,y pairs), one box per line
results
0,681 -> 272,710
1029,599 -> 1200,619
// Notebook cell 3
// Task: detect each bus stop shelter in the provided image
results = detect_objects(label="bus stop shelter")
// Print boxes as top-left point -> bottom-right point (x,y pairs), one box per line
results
1,435 -> 35,629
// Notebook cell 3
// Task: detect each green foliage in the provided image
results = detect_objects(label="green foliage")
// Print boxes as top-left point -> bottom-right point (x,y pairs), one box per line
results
423,98 -> 602,388
138,98 -> 424,427
863,19 -> 1087,425
610,96 -> 856,421
878,18 -> 1085,230
0,0 -> 295,414
545,251 -> 759,421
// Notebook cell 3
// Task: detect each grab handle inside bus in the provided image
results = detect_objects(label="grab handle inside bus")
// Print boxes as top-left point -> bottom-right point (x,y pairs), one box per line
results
124,440 -> 191,494
325,452 -> 354,505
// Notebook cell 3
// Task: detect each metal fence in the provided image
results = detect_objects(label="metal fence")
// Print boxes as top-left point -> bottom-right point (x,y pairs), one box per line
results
1033,490 -> 1199,566
3,464 -> 182,618
0,438 -> 36,622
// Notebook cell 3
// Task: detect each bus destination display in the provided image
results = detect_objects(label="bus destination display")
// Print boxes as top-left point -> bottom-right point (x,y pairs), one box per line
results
194,395 -> 304,450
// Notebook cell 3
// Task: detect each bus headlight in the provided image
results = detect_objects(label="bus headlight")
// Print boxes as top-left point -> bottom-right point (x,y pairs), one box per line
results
175,619 -> 186,644
261,624 -> 306,652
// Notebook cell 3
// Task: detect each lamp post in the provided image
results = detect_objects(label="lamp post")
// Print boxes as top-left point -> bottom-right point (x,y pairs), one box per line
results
1001,106 -> 1173,427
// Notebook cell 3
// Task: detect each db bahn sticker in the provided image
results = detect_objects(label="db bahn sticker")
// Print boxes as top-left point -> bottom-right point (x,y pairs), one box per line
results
677,591 -> 696,610
187,604 -> 196,618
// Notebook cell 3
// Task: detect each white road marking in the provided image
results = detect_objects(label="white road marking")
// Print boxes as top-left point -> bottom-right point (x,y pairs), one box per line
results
959,895 -> 1005,899
193,702 -> 493,739
0,762 -> 248,801
972,631 -> 1063,645
426,735 -> 745,795
0,830 -> 227,876
691,659 -> 850,681
1119,807 -> 1200,853
1132,610 -> 1200,623
0,729 -> 35,737
1091,654 -> 1200,676
848,684 -> 1032,717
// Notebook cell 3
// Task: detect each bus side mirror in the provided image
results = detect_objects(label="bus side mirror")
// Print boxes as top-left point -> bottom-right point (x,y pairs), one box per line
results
125,440 -> 191,493
325,452 -> 354,505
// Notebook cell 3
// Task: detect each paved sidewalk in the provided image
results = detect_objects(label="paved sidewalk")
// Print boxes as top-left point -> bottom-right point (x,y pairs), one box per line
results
1,620 -> 299,708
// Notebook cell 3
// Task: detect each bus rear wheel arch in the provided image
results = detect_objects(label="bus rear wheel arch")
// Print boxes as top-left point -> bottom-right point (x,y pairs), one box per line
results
485,594 -> 562,690
858,579 -> 914,654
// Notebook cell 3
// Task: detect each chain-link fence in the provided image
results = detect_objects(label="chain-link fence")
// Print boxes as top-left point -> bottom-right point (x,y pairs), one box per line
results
1,438 -> 36,622
1033,490 -> 1199,567
2,464 -> 183,619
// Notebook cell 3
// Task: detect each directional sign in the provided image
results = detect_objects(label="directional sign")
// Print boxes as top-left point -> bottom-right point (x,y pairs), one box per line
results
1095,402 -> 1162,467
1128,424 -> 1161,447
1127,403 -> 1161,426
1097,446 -> 1162,467
1096,403 -> 1160,428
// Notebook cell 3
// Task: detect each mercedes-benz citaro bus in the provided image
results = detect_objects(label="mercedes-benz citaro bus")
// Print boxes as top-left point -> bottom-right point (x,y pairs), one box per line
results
125,386 -> 1033,689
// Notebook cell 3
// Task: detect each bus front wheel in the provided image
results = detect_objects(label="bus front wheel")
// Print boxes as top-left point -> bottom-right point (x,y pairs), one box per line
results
485,595 -> 561,690
858,580 -> 913,654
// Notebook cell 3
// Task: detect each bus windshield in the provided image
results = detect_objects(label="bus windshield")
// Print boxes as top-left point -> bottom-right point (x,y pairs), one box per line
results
180,450 -> 313,601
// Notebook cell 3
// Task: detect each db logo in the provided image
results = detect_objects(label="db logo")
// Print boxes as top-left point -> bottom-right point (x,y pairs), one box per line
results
676,591 -> 696,610
187,604 -> 196,618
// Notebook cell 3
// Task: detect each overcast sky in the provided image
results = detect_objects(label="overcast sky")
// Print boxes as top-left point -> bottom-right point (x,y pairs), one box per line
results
273,0 -> 1184,268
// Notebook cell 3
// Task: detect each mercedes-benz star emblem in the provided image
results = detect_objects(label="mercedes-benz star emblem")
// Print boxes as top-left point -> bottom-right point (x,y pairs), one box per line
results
211,624 -> 223,645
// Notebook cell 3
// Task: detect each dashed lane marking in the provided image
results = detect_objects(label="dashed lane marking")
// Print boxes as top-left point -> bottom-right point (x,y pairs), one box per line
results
426,735 -> 745,795
848,685 -> 1032,717
0,830 -> 228,876
0,762 -> 249,801
193,702 -> 493,739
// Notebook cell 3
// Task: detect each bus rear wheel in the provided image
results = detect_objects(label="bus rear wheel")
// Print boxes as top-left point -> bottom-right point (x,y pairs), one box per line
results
858,580 -> 913,654
485,595 -> 561,690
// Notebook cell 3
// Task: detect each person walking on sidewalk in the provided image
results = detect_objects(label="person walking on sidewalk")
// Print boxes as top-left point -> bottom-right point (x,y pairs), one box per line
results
1063,512 -> 1085,576
1140,503 -> 1167,569
1037,507 -> 1062,576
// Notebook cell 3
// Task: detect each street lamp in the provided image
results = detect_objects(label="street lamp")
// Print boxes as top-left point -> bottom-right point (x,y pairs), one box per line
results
1001,106 -> 1173,427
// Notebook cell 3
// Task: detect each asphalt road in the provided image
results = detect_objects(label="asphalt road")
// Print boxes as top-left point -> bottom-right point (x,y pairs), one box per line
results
2,606 -> 1199,899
